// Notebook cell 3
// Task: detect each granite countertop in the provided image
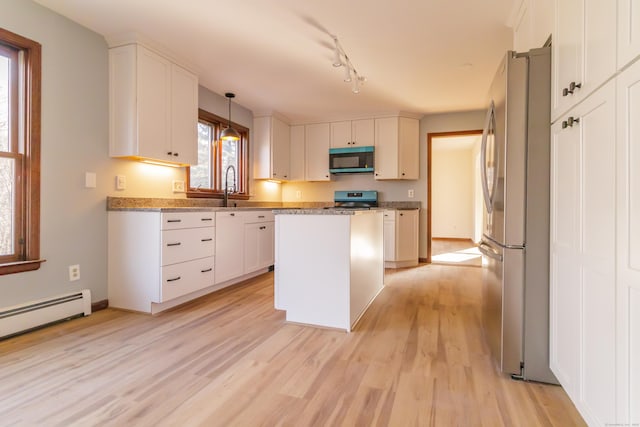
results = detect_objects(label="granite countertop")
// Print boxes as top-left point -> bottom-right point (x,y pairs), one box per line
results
106,197 -> 421,212
272,208 -> 382,215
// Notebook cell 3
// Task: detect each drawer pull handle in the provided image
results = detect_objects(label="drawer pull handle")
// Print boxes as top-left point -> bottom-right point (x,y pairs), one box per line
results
167,276 -> 181,282
167,242 -> 182,247
230,213 -> 235,216
201,268 -> 213,273
201,238 -> 213,242
201,218 -> 213,221
167,219 -> 182,223
259,226 -> 266,230
258,215 -> 265,218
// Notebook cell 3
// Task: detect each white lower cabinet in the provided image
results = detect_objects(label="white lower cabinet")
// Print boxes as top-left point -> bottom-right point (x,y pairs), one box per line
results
216,210 -> 275,284
215,212 -> 245,284
243,211 -> 275,274
383,209 -> 419,268
550,80 -> 617,425
108,211 -> 215,313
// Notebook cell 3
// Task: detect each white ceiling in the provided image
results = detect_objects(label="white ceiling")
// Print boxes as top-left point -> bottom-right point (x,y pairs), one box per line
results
34,0 -> 515,123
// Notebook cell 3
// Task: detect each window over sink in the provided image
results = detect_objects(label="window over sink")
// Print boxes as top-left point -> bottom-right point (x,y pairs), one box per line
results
187,109 -> 249,199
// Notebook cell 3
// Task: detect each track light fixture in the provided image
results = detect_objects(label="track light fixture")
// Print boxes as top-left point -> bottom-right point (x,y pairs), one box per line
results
332,36 -> 365,93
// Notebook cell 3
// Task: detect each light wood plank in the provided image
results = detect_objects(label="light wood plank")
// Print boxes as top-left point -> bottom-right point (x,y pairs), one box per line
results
0,265 -> 585,426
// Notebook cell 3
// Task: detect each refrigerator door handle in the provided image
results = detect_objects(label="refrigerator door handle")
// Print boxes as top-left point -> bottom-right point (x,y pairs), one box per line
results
479,242 -> 503,262
480,101 -> 496,214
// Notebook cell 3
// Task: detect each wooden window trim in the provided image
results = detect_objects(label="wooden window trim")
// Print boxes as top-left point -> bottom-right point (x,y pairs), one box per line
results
0,28 -> 43,275
186,108 -> 250,199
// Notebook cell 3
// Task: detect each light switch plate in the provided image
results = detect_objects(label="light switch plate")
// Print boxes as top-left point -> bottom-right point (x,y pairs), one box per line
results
408,189 -> 415,198
85,172 -> 96,188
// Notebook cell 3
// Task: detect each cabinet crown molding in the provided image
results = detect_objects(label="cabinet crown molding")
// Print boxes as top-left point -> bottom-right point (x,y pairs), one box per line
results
105,32 -> 199,75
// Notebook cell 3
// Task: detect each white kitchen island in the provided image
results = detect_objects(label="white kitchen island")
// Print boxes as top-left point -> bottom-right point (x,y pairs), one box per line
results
273,208 -> 384,332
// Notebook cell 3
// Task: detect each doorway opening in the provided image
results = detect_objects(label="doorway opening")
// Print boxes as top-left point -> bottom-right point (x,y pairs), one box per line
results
427,130 -> 483,266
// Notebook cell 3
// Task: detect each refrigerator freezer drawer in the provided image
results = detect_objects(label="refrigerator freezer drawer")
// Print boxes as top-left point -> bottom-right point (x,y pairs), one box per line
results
480,241 -> 524,376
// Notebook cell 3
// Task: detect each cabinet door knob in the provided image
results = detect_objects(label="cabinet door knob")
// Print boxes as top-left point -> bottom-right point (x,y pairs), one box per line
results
167,151 -> 173,155
561,116 -> 580,129
563,81 -> 582,96
173,152 -> 179,157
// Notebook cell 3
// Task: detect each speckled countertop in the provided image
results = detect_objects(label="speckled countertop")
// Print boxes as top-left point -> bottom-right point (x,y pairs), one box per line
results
106,197 -> 421,212
272,208 -> 382,215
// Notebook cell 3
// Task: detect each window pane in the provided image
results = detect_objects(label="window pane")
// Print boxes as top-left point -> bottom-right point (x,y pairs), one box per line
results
221,140 -> 239,192
0,55 -> 8,152
0,156 -> 15,255
190,122 -> 212,189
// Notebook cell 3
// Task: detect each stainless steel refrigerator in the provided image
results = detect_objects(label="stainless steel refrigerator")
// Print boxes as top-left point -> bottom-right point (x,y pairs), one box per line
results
478,46 -> 557,384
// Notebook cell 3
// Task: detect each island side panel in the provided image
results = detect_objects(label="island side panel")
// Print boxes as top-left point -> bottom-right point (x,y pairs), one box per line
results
349,211 -> 385,327
275,214 -> 351,330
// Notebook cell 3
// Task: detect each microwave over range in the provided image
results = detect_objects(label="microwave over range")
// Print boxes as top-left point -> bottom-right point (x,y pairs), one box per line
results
329,146 -> 374,174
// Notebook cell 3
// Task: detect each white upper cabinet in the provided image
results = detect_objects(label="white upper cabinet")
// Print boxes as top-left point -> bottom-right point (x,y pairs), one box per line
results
618,0 -> 640,70
109,43 -> 198,165
253,116 -> 291,181
305,123 -> 331,181
551,0 -> 616,122
289,125 -> 305,181
374,117 -> 419,180
330,119 -> 374,148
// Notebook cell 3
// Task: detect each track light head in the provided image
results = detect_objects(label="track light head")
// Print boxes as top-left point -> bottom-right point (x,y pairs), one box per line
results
343,66 -> 352,82
331,36 -> 365,93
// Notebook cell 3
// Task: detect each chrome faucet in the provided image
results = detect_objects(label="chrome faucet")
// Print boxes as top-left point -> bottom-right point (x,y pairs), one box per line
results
223,165 -> 236,207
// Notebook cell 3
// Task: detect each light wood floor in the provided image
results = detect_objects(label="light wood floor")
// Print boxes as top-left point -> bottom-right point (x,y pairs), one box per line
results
432,238 -> 482,267
0,265 -> 584,426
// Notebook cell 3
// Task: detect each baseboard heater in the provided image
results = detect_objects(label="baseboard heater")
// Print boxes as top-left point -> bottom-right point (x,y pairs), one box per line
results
0,290 -> 91,340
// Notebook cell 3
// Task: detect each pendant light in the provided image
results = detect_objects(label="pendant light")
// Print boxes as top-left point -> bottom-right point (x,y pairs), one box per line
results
220,92 -> 240,141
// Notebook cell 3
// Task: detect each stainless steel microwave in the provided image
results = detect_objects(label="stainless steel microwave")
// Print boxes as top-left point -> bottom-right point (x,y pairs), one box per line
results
329,146 -> 374,173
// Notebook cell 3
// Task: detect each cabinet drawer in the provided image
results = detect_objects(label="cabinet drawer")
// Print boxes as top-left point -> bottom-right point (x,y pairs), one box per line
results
242,211 -> 275,223
161,212 -> 215,230
161,227 -> 215,266
160,256 -> 215,302
383,210 -> 395,221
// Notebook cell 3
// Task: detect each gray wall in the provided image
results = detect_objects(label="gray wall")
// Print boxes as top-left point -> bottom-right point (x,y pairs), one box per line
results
0,0 -> 110,306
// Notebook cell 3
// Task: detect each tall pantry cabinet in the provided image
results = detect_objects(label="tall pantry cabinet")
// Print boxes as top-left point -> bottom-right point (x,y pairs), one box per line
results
549,1 -> 640,425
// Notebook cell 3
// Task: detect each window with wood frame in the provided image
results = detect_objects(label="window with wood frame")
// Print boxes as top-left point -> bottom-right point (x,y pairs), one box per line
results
0,28 -> 42,276
187,109 -> 249,199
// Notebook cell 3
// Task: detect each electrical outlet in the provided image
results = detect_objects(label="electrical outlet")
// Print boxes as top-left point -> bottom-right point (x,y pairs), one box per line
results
296,190 -> 302,199
172,180 -> 185,193
116,175 -> 126,190
408,189 -> 415,198
68,264 -> 80,282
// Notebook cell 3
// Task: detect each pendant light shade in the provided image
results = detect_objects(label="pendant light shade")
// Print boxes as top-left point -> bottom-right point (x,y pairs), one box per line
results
221,92 -> 240,141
